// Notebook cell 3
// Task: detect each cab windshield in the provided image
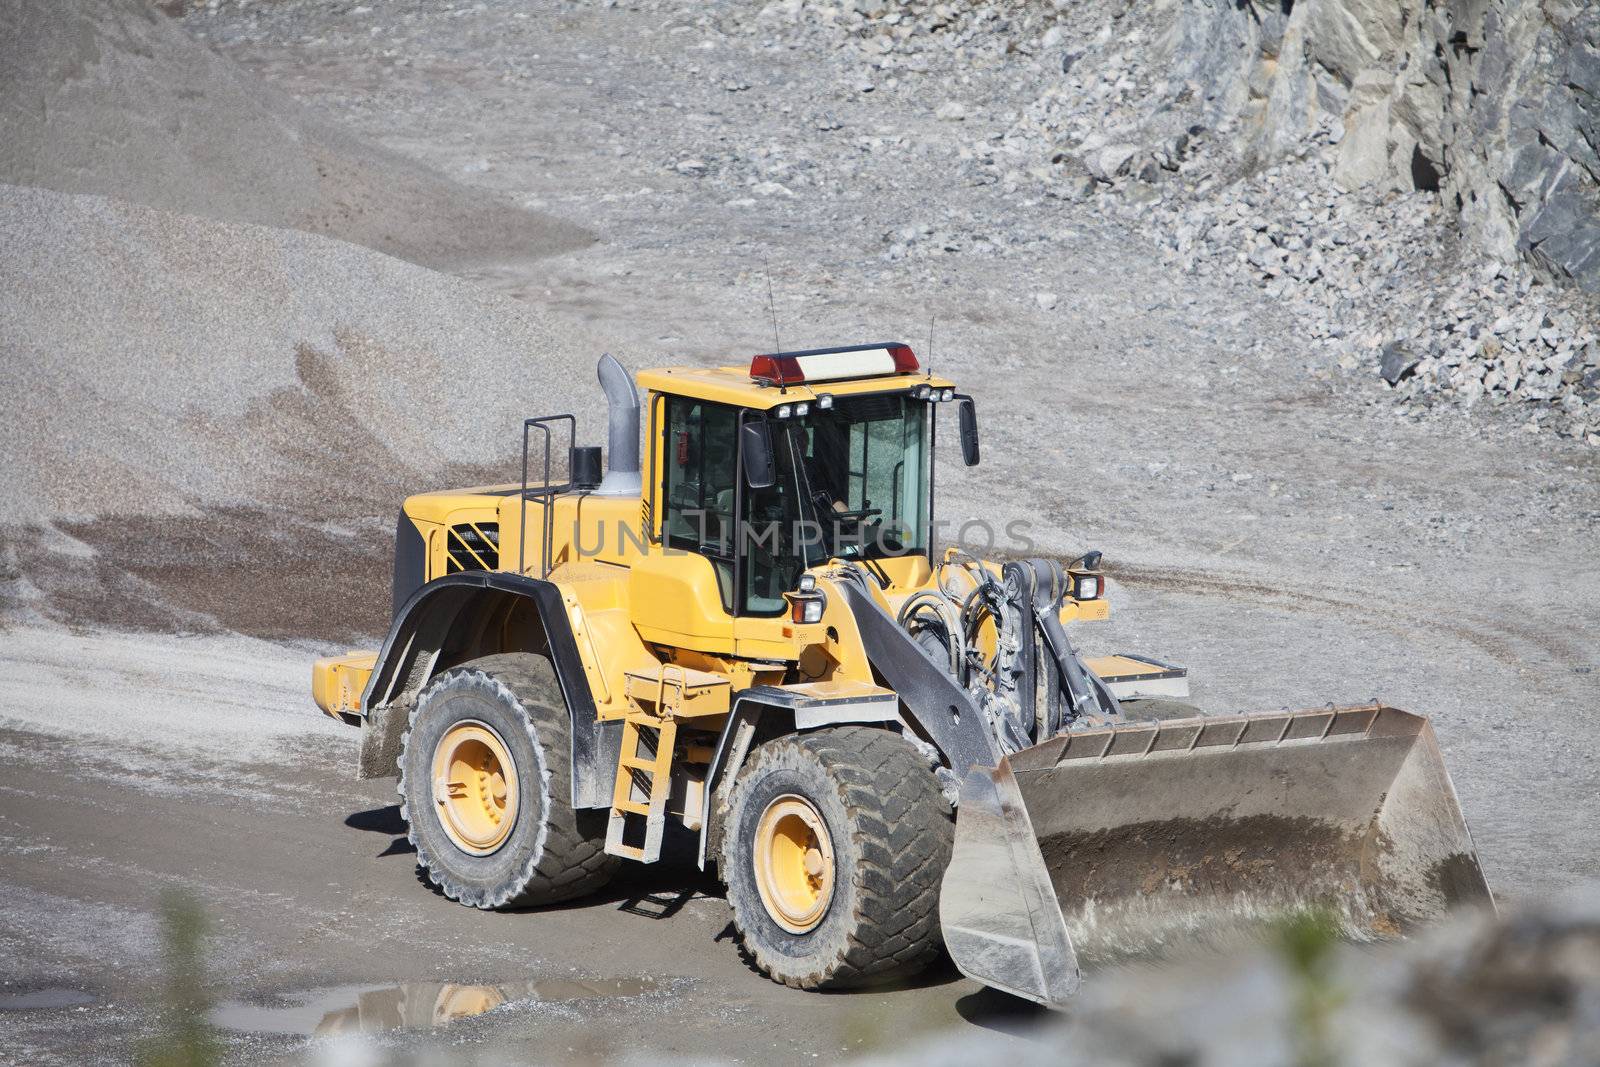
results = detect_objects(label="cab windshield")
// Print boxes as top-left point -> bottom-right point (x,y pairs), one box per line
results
741,392 -> 928,613
660,390 -> 929,616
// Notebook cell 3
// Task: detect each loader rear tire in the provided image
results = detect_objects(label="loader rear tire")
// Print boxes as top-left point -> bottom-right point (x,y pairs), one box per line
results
398,653 -> 617,910
721,726 -> 953,990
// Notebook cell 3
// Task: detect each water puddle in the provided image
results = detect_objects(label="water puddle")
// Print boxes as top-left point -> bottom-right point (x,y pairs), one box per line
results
212,977 -> 660,1036
0,988 -> 99,1012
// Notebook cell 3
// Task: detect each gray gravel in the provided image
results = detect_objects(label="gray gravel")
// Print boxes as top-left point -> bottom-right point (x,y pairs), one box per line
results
178,0 -> 1600,441
0,183 -> 599,526
1,1 -> 1598,1063
171,0 -> 1600,909
0,0 -> 593,270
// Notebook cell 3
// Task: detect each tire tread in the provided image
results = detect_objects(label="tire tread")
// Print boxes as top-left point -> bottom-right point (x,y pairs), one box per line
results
723,726 -> 953,989
398,653 -> 617,910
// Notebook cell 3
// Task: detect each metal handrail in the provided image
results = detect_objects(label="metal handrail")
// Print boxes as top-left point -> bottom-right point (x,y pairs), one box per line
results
519,414 -> 576,578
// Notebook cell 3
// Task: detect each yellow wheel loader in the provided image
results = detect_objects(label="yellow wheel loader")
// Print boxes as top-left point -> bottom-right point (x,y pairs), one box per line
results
312,345 -> 1491,1004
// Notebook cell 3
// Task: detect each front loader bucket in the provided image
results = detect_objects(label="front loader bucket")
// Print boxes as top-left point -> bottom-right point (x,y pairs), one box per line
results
939,705 -> 1492,1007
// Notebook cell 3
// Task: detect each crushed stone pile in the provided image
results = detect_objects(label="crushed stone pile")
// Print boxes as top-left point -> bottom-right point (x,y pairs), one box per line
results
0,184 -> 608,640
0,0 -> 593,271
0,183 -> 600,525
665,0 -> 1600,444
0,0 -> 611,639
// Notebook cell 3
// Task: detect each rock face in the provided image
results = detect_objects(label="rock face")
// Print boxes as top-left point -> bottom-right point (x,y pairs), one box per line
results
692,0 -> 1597,442
1171,0 -> 1600,292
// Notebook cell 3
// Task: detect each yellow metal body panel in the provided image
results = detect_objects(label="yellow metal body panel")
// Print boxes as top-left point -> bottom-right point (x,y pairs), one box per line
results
387,473 -> 1109,706
430,511 -> 499,577
1082,654 -> 1174,681
311,651 -> 377,719
402,485 -> 652,583
549,561 -> 659,721
494,493 -> 648,575
733,613 -> 827,661
667,648 -> 787,692
636,366 -> 955,411
628,551 -> 735,650
794,576 -> 876,686
620,664 -> 731,720
401,487 -> 516,525
1061,598 -> 1110,623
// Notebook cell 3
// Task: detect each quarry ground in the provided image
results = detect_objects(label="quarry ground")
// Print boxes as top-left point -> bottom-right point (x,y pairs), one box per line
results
2,2 -> 1599,1064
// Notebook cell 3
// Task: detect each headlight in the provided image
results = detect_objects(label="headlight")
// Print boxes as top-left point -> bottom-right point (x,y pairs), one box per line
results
787,589 -> 825,624
1074,574 -> 1101,600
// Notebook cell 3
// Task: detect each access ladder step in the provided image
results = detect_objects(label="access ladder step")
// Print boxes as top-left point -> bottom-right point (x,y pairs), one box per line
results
604,716 -> 677,863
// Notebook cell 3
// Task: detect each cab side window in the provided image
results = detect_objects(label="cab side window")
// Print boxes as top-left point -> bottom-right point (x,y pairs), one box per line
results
662,396 -> 738,608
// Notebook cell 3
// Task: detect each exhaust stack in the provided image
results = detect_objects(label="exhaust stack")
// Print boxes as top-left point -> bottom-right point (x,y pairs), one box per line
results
595,353 -> 641,497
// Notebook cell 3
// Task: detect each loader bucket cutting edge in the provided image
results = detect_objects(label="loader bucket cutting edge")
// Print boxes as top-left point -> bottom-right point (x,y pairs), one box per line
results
939,705 -> 1492,1006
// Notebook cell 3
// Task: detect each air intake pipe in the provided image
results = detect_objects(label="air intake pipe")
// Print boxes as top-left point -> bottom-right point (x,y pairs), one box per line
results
595,353 -> 642,496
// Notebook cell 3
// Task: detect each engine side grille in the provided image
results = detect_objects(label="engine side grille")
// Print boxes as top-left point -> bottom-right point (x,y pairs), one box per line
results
445,522 -> 500,573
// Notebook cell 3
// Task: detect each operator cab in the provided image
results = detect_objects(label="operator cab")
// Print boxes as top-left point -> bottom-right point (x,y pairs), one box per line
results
639,344 -> 978,618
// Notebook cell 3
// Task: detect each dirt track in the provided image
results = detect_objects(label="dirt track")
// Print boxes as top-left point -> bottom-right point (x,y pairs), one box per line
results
2,1 -> 1598,1064
0,629 -> 1021,1065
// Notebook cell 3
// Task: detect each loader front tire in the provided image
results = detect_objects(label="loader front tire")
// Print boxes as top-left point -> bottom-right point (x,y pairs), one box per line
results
398,653 -> 617,910
721,726 -> 953,990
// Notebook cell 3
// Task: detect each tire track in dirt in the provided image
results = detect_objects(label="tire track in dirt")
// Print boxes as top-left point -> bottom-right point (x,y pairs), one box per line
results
1110,562 -> 1586,679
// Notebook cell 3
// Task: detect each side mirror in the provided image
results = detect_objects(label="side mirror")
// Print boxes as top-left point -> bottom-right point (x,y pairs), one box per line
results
957,398 -> 980,467
740,420 -> 776,489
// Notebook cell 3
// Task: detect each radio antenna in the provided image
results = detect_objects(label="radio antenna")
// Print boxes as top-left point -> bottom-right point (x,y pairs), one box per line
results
764,259 -> 785,393
926,312 -> 935,379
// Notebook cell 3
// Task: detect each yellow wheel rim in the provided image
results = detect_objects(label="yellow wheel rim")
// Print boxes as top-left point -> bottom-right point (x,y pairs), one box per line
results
753,795 -> 835,934
431,720 -> 518,855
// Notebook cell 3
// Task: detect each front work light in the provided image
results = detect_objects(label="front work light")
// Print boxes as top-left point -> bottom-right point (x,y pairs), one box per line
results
785,589 -> 826,624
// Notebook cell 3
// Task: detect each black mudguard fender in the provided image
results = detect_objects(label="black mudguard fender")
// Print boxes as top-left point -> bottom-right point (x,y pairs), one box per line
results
357,571 -> 620,808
